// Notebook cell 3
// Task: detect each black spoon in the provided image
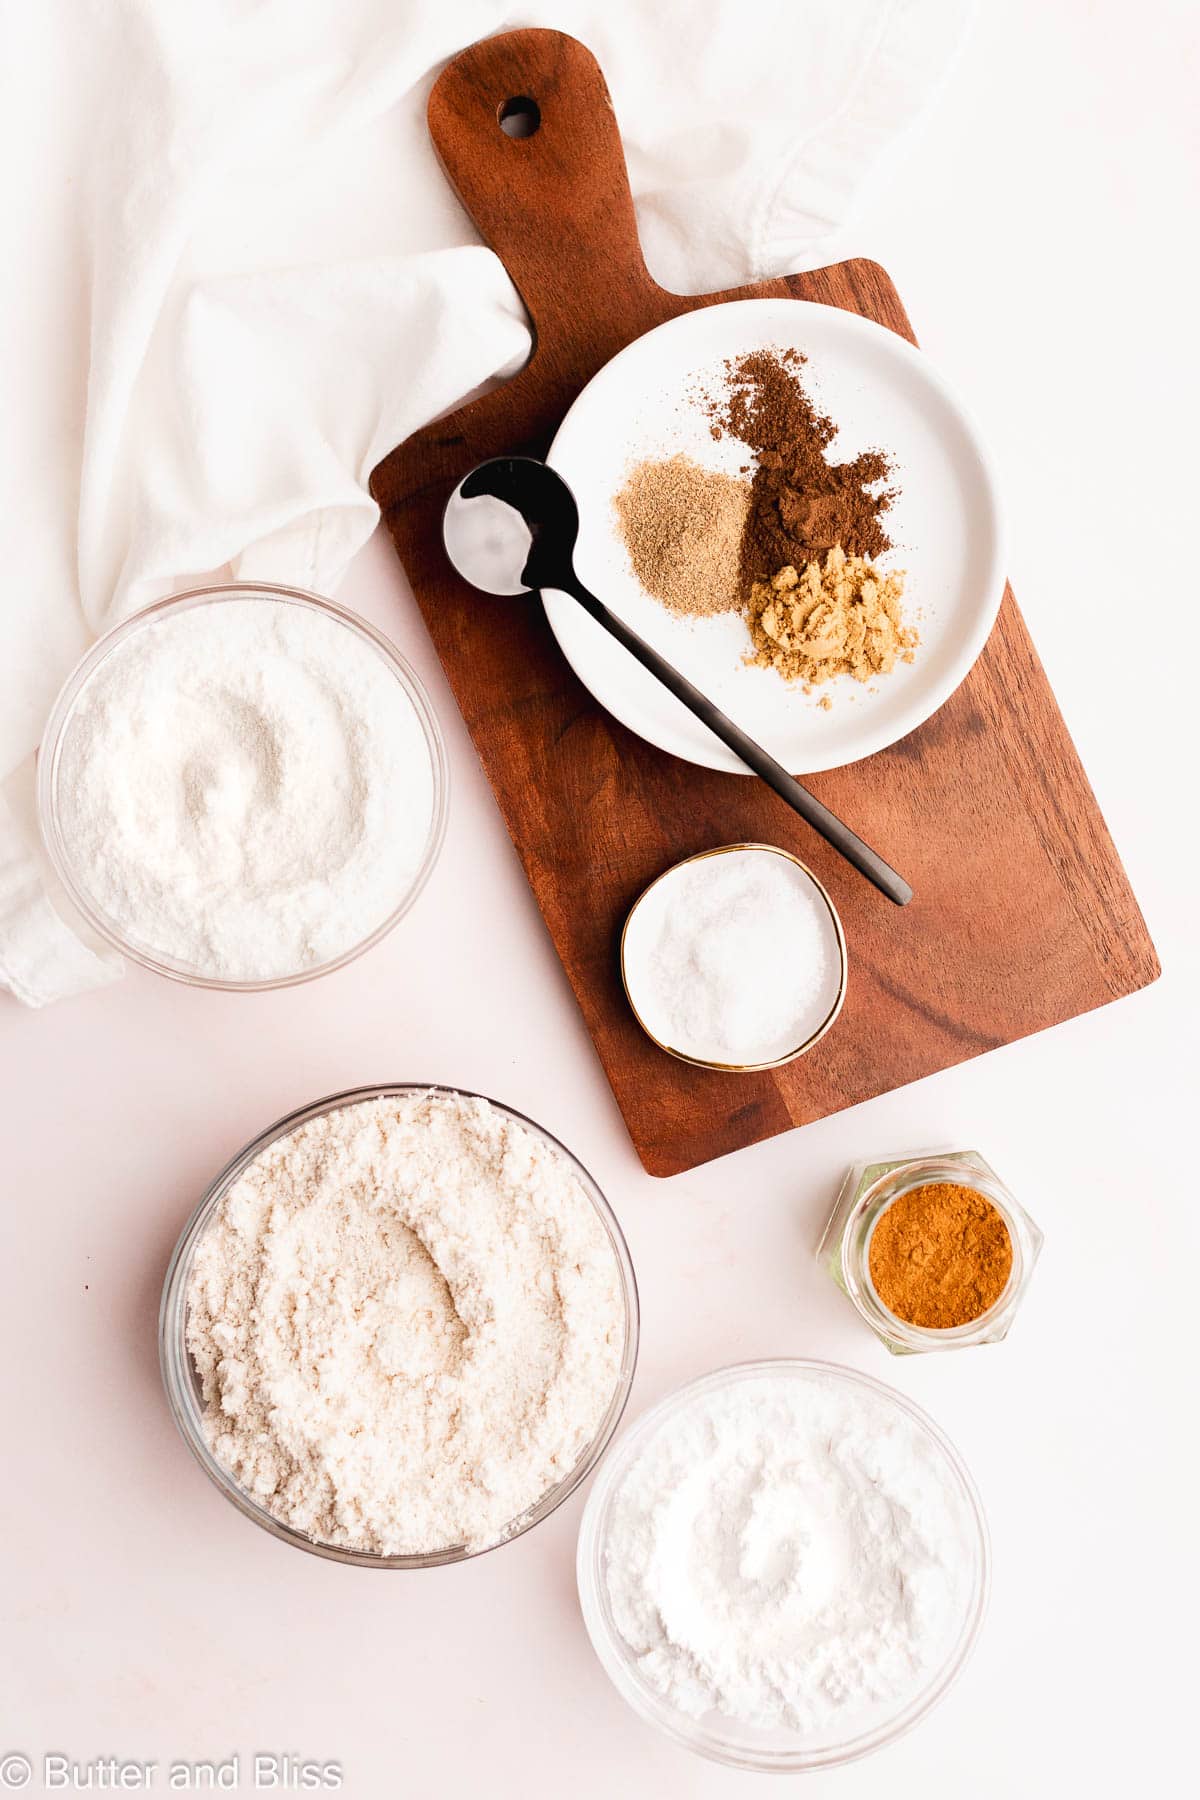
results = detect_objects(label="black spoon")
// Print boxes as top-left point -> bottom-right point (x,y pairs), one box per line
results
442,456 -> 912,906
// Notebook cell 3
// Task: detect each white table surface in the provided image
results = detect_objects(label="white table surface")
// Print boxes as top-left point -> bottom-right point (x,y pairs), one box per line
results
4,4 -> 1197,1794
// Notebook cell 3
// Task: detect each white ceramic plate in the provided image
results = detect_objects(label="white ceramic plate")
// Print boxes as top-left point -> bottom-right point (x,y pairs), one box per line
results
543,299 -> 1005,775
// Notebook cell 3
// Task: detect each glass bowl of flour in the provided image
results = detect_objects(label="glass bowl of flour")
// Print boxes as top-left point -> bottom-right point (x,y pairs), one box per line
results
37,583 -> 448,987
577,1360 -> 989,1771
160,1084 -> 639,1568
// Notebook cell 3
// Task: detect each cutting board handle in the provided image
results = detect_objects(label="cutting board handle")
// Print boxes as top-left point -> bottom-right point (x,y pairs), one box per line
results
427,29 -> 671,368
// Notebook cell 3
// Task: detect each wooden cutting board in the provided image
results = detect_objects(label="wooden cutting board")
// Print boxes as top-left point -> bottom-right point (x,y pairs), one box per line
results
371,28 -> 1158,1177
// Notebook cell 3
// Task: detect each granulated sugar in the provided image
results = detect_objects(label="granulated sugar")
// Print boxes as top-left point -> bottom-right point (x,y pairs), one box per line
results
186,1091 -> 626,1556
623,848 -> 843,1066
52,596 -> 435,980
603,1369 -> 978,1735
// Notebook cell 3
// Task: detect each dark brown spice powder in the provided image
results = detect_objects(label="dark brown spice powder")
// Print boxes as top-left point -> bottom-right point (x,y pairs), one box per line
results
709,348 -> 896,598
868,1181 -> 1013,1330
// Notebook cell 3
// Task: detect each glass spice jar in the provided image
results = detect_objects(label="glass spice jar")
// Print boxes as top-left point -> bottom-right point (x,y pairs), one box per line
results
817,1149 -> 1043,1356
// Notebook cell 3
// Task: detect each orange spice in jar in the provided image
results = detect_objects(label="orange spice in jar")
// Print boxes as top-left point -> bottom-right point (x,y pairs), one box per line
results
817,1151 -> 1043,1355
868,1182 -> 1013,1330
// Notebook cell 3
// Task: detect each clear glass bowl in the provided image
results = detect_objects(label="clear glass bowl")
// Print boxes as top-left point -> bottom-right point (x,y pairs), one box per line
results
160,1084 -> 640,1569
576,1359 -> 989,1772
36,582 -> 449,990
818,1150 -> 1044,1355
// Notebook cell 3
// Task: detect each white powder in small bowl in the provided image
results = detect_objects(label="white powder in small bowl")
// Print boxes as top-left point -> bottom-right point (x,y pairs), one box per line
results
46,593 -> 441,983
621,846 -> 845,1067
184,1090 -> 630,1558
589,1365 -> 985,1749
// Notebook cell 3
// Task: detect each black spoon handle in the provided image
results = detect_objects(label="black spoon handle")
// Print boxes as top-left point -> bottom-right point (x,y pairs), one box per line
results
560,574 -> 913,907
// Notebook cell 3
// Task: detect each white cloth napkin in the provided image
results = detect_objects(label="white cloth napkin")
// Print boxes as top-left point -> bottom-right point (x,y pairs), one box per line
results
0,0 -> 972,1005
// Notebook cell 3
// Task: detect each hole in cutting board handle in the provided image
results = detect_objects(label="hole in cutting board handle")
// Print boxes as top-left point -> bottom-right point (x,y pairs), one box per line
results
498,96 -> 541,138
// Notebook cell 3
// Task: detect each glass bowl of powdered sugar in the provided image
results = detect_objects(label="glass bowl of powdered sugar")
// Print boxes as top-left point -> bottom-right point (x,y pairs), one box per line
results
37,583 -> 448,988
160,1084 -> 639,1568
577,1360 -> 989,1771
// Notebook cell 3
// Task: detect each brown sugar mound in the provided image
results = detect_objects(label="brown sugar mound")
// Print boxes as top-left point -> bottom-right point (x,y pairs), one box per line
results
746,551 -> 917,688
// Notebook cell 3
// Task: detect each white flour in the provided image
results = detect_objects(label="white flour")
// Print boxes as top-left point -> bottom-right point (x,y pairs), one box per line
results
625,849 -> 842,1065
54,597 -> 435,980
186,1091 -> 626,1556
603,1369 -> 977,1735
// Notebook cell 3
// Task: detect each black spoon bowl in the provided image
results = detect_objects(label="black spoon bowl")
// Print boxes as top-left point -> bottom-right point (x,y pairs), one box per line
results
442,456 -> 912,907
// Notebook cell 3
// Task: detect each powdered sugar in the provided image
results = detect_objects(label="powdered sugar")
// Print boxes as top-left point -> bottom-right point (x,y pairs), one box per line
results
52,595 -> 436,981
185,1091 -> 627,1556
601,1367 -> 979,1736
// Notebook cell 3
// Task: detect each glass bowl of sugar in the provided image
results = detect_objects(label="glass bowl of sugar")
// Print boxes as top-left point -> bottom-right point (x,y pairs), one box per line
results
577,1359 -> 990,1771
620,843 -> 847,1070
36,582 -> 449,989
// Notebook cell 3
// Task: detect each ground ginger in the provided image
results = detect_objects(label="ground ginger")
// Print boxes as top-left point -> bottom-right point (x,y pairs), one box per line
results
746,549 -> 917,692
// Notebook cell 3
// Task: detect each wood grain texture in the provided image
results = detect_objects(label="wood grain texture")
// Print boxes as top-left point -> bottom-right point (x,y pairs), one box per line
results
371,28 -> 1159,1176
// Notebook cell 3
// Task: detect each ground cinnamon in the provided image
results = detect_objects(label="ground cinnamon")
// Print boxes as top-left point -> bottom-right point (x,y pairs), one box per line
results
708,348 -> 896,597
868,1182 -> 1013,1330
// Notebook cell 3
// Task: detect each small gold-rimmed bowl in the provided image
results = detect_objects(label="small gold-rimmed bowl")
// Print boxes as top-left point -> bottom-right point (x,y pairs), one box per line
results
619,843 -> 848,1072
